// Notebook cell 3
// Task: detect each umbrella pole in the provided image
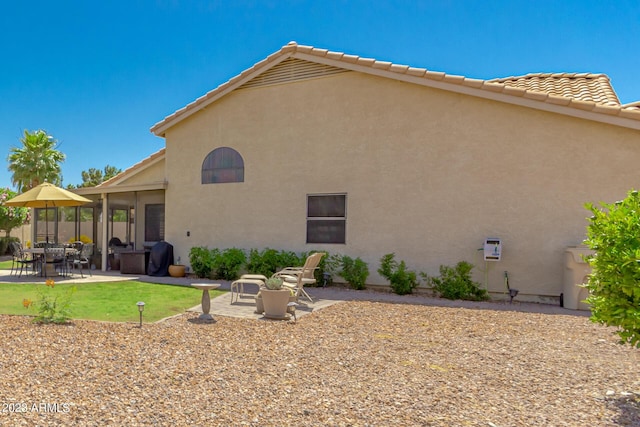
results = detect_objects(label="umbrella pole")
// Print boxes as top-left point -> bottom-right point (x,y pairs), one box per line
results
45,203 -> 49,244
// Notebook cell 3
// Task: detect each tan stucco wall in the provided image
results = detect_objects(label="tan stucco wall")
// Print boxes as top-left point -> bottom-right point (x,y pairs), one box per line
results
115,158 -> 165,186
7,224 -> 30,243
162,71 -> 640,300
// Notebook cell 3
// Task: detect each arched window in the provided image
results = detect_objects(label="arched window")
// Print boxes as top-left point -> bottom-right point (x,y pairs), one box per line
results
201,147 -> 244,184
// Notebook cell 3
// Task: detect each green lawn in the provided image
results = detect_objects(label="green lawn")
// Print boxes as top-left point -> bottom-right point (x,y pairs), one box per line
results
0,260 -> 13,270
0,281 -> 224,323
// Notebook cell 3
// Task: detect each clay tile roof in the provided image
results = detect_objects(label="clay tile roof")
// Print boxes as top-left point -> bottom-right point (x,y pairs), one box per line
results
488,73 -> 621,106
623,101 -> 640,111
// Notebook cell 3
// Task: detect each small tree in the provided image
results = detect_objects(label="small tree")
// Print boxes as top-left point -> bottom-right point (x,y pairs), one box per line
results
584,189 -> 640,348
71,165 -> 122,188
0,187 -> 30,238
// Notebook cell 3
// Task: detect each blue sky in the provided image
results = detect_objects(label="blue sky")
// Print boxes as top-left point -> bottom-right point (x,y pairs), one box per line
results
1,1 -> 639,190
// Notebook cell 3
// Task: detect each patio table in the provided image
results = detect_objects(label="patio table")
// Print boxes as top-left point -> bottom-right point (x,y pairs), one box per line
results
24,247 -> 77,277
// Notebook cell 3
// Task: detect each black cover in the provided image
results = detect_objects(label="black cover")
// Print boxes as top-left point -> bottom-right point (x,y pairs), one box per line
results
147,241 -> 174,276
109,237 -> 128,248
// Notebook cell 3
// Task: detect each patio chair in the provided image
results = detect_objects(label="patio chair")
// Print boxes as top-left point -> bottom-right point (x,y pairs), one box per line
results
8,241 -> 20,275
9,241 -> 37,277
72,243 -> 93,277
273,252 -> 326,302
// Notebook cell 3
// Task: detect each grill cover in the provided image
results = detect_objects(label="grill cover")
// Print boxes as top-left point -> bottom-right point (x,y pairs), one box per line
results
147,241 -> 174,277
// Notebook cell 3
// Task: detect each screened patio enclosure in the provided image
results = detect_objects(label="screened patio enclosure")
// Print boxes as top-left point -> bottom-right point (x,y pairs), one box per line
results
31,188 -> 165,271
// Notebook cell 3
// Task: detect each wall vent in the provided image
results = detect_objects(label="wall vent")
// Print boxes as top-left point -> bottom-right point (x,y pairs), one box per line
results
239,58 -> 349,89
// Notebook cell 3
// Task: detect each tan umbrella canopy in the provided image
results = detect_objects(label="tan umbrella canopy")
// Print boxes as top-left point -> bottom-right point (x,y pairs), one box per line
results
4,182 -> 92,208
5,182 -> 92,242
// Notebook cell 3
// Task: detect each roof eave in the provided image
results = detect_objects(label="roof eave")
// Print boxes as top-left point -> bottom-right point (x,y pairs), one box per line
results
74,181 -> 168,196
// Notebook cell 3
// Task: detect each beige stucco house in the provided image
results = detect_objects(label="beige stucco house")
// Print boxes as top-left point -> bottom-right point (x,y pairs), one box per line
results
78,42 -> 640,304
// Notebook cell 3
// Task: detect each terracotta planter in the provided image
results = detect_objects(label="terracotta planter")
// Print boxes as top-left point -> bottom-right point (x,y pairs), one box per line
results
168,264 -> 186,278
261,288 -> 291,319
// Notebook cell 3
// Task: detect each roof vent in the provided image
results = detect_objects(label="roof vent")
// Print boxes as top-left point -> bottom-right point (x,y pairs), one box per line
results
239,58 -> 349,89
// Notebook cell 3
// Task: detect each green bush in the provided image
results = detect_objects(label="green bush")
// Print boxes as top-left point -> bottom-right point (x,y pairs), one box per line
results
189,247 -> 216,279
340,255 -> 369,290
425,261 -> 488,301
189,246 -> 368,290
0,237 -> 19,255
245,248 -> 306,277
321,253 -> 343,286
378,253 -> 418,295
212,248 -> 246,280
246,248 -> 280,277
277,250 -> 303,272
585,190 -> 640,348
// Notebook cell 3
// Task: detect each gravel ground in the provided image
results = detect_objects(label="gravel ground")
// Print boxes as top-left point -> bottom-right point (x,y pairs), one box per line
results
0,301 -> 638,426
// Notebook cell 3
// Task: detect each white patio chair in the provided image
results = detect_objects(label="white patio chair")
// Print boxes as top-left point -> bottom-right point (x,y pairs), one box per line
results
272,252 -> 325,302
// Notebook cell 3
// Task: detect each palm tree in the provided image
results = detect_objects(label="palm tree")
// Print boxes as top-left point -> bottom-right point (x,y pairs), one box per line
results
7,130 -> 66,191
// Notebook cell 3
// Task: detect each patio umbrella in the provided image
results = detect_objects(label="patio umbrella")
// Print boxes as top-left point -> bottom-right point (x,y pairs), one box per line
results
4,182 -> 92,243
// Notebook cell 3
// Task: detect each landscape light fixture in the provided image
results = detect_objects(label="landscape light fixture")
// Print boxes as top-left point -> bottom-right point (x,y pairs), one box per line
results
137,301 -> 145,327
323,272 -> 331,287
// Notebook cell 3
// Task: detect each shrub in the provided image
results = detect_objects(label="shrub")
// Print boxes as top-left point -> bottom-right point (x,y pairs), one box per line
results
0,188 -> 30,241
246,248 -> 280,277
425,261 -> 488,301
189,247 -> 216,278
584,190 -> 640,348
24,279 -> 76,324
378,253 -> 418,295
277,250 -> 303,271
0,236 -> 19,255
245,248 -> 305,277
69,235 -> 93,244
320,253 -> 343,286
212,248 -> 246,280
340,255 -> 369,290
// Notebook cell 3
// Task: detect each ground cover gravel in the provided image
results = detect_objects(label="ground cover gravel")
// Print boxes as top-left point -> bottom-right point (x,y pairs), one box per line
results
0,301 -> 638,426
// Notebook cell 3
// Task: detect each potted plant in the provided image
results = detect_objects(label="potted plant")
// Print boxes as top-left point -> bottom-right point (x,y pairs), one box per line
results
260,277 -> 291,319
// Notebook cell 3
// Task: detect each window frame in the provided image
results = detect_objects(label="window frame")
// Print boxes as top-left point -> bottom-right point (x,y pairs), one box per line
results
144,203 -> 165,243
306,193 -> 347,244
201,147 -> 244,184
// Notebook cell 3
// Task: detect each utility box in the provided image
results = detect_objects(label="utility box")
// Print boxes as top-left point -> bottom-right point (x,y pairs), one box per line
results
563,246 -> 593,310
483,238 -> 502,261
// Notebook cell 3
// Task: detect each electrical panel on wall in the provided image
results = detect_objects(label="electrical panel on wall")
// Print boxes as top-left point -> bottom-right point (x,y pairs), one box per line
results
483,238 -> 502,261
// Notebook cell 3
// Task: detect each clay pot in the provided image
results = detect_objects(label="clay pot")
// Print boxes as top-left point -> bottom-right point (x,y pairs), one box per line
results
168,264 -> 186,278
